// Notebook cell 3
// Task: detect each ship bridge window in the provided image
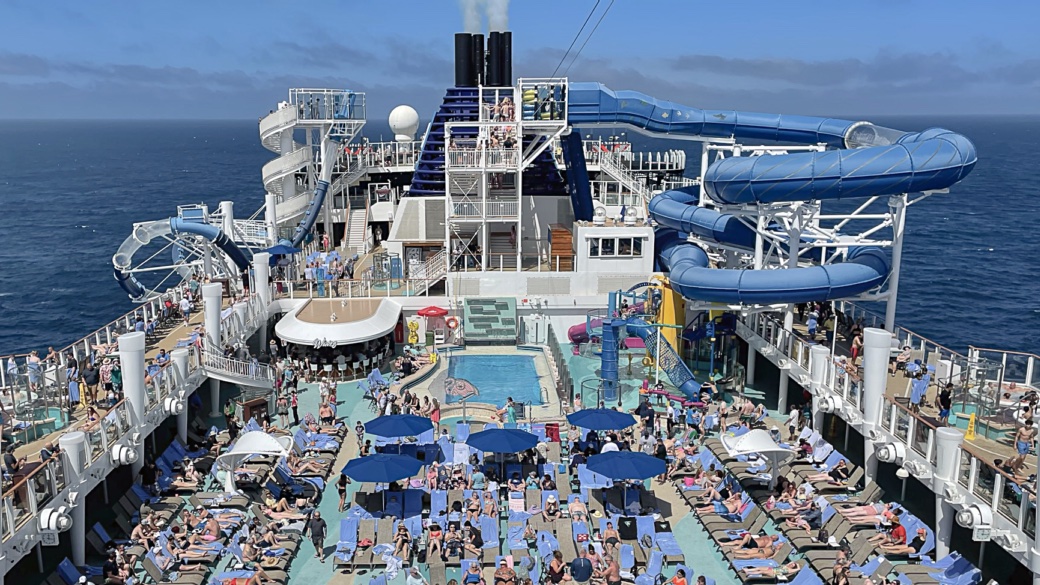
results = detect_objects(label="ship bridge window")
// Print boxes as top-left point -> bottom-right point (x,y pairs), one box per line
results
588,237 -> 644,258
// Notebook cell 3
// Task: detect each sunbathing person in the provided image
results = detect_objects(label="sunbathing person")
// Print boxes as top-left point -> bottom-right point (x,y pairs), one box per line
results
666,449 -> 693,479
600,521 -> 621,558
542,494 -> 561,521
568,495 -> 589,522
170,473 -> 199,490
427,523 -> 444,559
163,534 -> 213,561
152,548 -> 207,573
240,538 -> 281,568
868,517 -> 907,546
840,502 -> 899,524
805,459 -> 851,484
393,522 -> 412,558
695,493 -> 742,515
483,492 -> 499,518
287,456 -> 326,475
720,533 -> 779,550
741,561 -> 801,580
466,493 -> 482,523
729,541 -> 779,560
879,527 -> 928,556
785,504 -> 823,533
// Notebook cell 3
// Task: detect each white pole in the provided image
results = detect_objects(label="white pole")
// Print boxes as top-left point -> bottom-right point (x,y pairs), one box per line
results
778,215 -> 800,414
171,348 -> 190,443
884,195 -> 907,331
59,431 -> 89,566
265,194 -> 280,246
655,329 -> 661,386
119,332 -> 147,476
933,427 -> 964,559
861,327 -> 892,485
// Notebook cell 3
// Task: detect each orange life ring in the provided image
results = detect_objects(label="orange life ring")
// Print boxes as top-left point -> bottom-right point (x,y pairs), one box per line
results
446,317 -> 459,330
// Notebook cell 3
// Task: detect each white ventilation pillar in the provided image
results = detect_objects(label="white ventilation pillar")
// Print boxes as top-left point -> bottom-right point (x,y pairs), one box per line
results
861,327 -> 891,484
58,431 -> 88,566
118,332 -> 147,476
933,427 -> 964,559
171,348 -> 190,443
202,282 -> 224,417
809,345 -> 831,431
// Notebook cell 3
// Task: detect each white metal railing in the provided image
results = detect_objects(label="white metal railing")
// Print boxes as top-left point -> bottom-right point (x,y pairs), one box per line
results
519,78 -> 568,122
232,220 -> 269,245
451,201 -> 480,218
487,200 -> 519,218
446,148 -> 519,170
289,88 -> 366,121
202,349 -> 274,382
341,141 -> 420,172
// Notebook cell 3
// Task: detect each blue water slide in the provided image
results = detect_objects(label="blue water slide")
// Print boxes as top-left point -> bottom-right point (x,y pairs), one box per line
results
169,218 -> 250,270
566,82 -> 977,205
561,132 -> 595,221
290,179 -> 330,247
113,218 -> 250,300
625,318 -> 701,399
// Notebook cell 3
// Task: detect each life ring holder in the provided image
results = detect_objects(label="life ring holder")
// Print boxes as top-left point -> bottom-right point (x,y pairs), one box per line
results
446,316 -> 459,330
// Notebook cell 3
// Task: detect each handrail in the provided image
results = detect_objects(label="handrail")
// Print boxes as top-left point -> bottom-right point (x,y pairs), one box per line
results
202,349 -> 275,382
262,146 -> 313,195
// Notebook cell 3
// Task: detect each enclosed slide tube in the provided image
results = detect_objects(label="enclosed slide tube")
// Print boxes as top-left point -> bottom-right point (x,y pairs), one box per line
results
112,218 -> 250,301
567,82 -> 977,205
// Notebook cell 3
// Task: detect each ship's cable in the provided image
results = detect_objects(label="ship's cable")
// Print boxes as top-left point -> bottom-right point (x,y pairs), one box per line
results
548,0 -> 601,81
563,0 -> 615,76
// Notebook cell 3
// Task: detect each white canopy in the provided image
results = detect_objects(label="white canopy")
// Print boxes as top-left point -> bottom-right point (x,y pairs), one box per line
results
721,429 -> 795,490
275,298 -> 402,346
214,431 -> 292,492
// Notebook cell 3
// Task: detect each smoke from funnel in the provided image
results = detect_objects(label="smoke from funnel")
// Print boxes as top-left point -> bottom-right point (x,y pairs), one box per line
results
486,0 -> 509,30
458,0 -> 509,33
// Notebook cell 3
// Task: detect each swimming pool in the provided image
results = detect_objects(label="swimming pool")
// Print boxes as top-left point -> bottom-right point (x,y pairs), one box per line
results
445,354 -> 542,406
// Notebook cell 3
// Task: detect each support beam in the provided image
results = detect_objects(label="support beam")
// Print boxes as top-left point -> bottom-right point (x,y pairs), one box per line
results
884,195 -> 907,331
202,281 -> 223,352
809,345 -> 830,431
118,332 -> 147,476
209,377 -> 221,419
746,346 -> 757,385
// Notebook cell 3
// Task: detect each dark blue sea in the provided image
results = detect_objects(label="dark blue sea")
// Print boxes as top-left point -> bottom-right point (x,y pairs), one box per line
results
1,117 -> 1038,357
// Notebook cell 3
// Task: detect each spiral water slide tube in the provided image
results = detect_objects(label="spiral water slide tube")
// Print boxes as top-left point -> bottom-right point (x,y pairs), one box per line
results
112,219 -> 250,301
566,82 -> 977,304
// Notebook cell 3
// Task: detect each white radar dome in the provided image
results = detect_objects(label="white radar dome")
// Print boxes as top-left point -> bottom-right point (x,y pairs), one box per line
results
389,105 -> 420,142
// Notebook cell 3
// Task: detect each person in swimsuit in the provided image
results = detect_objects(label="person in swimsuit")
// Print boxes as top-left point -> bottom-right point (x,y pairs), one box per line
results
466,493 -> 482,523
547,550 -> 571,583
592,553 -> 621,585
483,492 -> 499,518
668,568 -> 688,585
337,474 -> 349,512
741,561 -> 801,580
393,523 -> 412,558
720,533 -> 779,550
879,527 -> 928,555
805,459 -> 851,484
568,496 -> 589,522
600,522 -> 621,558
427,523 -> 444,559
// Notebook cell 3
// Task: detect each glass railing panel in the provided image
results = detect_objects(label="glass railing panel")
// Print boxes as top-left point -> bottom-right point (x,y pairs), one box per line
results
997,475 -> 1023,524
911,423 -> 930,457
50,458 -> 66,493
958,449 -> 971,488
85,426 -> 105,462
1,497 -> 9,541
973,463 -> 996,504
7,485 -> 33,529
881,403 -> 893,432
893,409 -> 910,443
1026,497 -> 1036,540
28,468 -> 52,513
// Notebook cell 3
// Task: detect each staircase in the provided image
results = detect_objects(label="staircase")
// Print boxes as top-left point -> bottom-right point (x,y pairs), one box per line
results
345,206 -> 368,254
599,151 -> 653,211
409,88 -> 480,196
638,324 -> 695,390
487,232 -> 517,270
409,249 -> 448,295
462,298 -> 518,344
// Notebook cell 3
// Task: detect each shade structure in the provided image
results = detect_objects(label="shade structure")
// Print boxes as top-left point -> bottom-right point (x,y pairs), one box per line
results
720,429 -> 795,490
466,428 -> 539,454
341,453 -> 424,483
417,306 -> 449,317
365,414 -> 433,438
266,244 -> 302,255
567,408 -> 637,431
586,451 -> 666,481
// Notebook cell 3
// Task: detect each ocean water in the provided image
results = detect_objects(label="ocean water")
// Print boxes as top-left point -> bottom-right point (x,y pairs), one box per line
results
0,117 -> 1037,357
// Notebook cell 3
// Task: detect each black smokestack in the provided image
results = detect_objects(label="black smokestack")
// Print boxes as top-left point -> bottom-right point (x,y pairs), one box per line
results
501,31 -> 512,87
487,31 -> 503,86
454,33 -> 475,87
472,33 -> 485,86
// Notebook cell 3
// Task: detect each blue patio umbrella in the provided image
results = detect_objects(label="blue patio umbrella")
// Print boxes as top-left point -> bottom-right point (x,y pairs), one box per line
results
466,428 -> 539,454
586,451 -> 666,481
365,414 -> 433,438
587,451 -> 666,513
266,244 -> 302,255
567,408 -> 636,431
341,453 -> 424,483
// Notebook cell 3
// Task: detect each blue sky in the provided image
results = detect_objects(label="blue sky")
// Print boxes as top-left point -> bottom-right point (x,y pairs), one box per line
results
1,0 -> 1038,119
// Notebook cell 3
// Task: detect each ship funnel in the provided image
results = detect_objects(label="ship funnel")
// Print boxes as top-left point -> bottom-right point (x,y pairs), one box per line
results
487,31 -> 503,86
454,33 -> 476,87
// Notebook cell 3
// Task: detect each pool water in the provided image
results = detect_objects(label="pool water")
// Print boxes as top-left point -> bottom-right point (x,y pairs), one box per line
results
446,354 -> 542,406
